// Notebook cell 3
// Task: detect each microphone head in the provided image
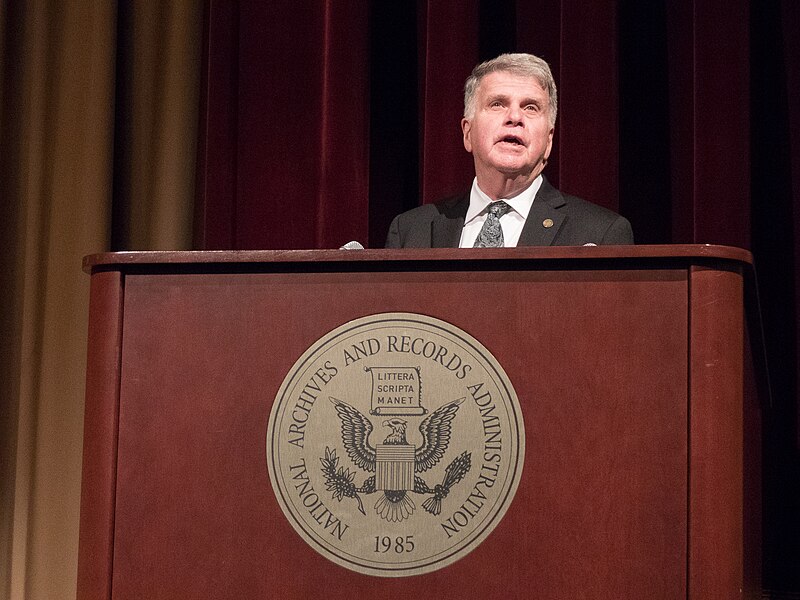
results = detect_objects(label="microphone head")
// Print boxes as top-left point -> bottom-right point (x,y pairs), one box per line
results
340,241 -> 365,250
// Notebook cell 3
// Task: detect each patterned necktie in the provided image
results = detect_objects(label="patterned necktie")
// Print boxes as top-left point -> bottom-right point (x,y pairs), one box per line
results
473,201 -> 512,247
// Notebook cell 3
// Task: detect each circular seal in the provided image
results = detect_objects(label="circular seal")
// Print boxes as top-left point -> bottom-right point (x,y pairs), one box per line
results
266,313 -> 525,577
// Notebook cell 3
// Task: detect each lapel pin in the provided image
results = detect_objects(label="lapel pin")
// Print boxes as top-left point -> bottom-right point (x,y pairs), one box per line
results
542,218 -> 554,228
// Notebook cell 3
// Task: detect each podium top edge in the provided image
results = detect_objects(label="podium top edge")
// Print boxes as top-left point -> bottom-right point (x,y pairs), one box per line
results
82,244 -> 753,274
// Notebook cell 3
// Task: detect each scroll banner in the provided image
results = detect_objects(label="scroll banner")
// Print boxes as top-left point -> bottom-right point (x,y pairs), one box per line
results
367,366 -> 426,416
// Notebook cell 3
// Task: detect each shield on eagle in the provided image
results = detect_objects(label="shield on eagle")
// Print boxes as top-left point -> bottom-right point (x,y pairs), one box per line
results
375,443 -> 415,491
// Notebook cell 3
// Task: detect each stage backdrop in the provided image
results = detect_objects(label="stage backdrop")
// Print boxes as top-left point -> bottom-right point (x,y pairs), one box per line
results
192,0 -> 800,592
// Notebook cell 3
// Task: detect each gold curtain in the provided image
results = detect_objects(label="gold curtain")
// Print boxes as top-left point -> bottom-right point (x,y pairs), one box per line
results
0,2 -> 201,598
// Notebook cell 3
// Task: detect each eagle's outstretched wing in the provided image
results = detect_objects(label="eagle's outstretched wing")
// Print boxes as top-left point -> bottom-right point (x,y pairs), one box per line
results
329,397 -> 376,472
415,398 -> 464,472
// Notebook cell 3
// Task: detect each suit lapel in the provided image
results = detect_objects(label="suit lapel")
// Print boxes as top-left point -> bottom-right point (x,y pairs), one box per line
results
430,182 -> 566,248
431,193 -> 469,247
517,179 -> 566,246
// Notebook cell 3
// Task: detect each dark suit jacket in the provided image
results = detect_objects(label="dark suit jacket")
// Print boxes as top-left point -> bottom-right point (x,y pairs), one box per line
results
384,178 -> 634,248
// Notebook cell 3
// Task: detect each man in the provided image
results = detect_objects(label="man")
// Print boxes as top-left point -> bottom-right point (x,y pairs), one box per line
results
385,53 -> 633,248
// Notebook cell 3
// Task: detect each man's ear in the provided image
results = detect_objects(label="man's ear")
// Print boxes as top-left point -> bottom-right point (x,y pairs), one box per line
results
461,117 -> 472,153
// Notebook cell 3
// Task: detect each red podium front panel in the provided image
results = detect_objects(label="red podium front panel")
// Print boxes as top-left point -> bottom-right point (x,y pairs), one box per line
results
78,246 -> 758,599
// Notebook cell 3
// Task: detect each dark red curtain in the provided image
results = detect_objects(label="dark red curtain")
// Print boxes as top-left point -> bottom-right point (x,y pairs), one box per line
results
195,0 -> 800,591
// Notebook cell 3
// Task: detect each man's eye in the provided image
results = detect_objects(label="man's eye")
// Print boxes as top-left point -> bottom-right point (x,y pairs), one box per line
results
490,101 -> 503,108
524,104 -> 538,112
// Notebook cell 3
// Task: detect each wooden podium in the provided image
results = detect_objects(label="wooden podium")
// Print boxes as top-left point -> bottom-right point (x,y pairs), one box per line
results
77,246 -> 761,599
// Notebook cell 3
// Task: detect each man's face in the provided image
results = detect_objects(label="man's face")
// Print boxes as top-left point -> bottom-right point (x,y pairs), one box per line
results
461,71 -> 554,184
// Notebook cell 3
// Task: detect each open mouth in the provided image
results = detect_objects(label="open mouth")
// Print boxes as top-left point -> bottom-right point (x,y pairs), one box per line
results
498,135 -> 525,146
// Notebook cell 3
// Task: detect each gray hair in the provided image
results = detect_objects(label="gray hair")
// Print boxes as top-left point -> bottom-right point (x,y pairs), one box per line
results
463,53 -> 558,127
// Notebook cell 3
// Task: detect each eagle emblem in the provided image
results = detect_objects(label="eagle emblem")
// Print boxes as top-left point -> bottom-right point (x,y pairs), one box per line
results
321,396 -> 472,522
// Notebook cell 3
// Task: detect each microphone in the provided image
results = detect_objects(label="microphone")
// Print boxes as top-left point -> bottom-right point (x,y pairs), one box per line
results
339,241 -> 365,250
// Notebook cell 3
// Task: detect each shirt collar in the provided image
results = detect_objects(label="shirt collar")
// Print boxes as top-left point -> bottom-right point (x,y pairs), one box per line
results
465,175 -> 544,224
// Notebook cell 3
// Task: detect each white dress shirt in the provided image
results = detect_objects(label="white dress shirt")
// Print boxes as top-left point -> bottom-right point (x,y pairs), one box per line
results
459,176 -> 544,247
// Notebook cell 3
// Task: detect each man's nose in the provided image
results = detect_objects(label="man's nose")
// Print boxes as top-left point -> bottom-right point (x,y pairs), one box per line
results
505,104 -> 523,125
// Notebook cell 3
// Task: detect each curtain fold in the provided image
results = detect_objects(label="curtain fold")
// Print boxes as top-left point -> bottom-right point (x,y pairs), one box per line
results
418,0 -> 479,205
229,0 -> 370,250
0,3 -> 115,598
0,2 -> 202,598
111,2 -> 201,251
557,0 -> 621,211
